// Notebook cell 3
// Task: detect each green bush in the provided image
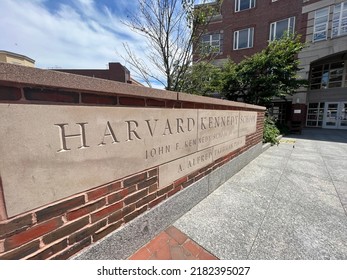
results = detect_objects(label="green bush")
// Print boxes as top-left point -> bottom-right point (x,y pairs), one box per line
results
263,116 -> 280,145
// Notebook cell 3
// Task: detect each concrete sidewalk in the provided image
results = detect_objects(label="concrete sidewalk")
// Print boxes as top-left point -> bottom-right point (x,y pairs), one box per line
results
172,128 -> 347,259
81,128 -> 347,260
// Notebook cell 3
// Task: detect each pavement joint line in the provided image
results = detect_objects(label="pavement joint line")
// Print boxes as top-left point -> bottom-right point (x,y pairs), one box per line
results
246,142 -> 295,259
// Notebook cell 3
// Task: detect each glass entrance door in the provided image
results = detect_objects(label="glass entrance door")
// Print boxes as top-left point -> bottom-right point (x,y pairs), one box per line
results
339,102 -> 347,129
323,102 -> 347,129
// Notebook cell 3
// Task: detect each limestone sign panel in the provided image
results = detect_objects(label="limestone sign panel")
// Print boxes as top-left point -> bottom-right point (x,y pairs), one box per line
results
0,104 -> 257,217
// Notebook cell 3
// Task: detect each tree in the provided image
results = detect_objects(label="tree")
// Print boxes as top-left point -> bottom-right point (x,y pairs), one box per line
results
180,34 -> 308,105
122,0 -> 221,91
178,61 -> 221,95
221,33 -> 308,105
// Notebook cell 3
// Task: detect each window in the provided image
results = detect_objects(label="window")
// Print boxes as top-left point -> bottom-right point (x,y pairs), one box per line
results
313,7 -> 329,42
201,33 -> 223,54
269,17 -> 295,41
306,103 -> 325,127
332,1 -> 347,37
235,0 -> 255,12
310,61 -> 346,90
234,28 -> 254,50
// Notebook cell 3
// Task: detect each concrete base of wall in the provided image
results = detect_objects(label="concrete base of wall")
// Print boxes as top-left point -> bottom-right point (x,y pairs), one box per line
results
74,142 -> 263,260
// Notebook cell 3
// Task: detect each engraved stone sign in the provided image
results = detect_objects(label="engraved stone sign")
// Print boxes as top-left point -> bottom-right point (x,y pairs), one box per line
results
0,104 -> 257,216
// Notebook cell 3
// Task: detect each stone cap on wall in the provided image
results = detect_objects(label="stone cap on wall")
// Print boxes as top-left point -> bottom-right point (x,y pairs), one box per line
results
0,62 -> 265,111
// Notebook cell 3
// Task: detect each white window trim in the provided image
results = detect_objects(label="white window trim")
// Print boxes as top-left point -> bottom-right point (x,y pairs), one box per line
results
313,7 -> 330,42
269,16 -> 295,41
235,0 -> 256,13
332,1 -> 347,38
201,33 -> 222,54
233,27 -> 254,50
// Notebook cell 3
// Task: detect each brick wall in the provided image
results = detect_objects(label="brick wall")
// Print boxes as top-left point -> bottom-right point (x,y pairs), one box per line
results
0,63 -> 265,259
196,0 -> 305,63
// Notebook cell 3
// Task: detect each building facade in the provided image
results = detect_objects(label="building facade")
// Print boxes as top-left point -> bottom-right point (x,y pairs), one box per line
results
0,50 -> 35,67
197,0 -> 347,130
55,62 -> 143,86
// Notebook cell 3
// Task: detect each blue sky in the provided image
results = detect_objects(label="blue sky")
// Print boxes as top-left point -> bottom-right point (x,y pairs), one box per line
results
0,0 -> 158,86
0,0 -> 208,88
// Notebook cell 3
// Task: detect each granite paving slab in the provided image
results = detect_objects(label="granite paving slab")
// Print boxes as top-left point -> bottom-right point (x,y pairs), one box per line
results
174,129 -> 347,260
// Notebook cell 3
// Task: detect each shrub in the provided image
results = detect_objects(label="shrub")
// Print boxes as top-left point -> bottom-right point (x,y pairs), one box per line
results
263,116 -> 280,144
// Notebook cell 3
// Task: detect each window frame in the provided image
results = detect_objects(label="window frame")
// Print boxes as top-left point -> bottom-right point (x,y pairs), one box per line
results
200,33 -> 223,54
313,7 -> 330,42
233,27 -> 254,50
332,1 -> 347,38
269,16 -> 295,41
235,0 -> 256,13
309,61 -> 347,90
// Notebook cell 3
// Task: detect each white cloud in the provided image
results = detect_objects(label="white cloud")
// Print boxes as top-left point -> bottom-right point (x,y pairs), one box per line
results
0,0 -> 165,88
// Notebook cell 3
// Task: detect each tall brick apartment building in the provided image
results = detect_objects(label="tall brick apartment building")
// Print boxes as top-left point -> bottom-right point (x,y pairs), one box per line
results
197,0 -> 347,130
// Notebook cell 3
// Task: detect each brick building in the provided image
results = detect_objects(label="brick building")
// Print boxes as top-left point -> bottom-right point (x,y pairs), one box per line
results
197,0 -> 347,130
55,62 -> 143,86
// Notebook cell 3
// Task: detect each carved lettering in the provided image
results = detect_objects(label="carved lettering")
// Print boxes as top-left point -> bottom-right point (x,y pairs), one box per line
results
99,121 -> 119,146
200,117 -> 207,130
55,122 -> 89,152
163,119 -> 173,135
177,118 -> 184,133
126,120 -> 141,141
188,118 -> 195,132
145,119 -> 158,137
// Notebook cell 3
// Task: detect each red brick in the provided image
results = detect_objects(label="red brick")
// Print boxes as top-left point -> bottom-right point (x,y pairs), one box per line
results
66,198 -> 106,221
137,177 -> 157,190
51,237 -> 91,260
0,214 -> 33,239
122,203 -> 136,217
24,88 -> 79,103
204,104 -> 214,109
157,185 -> 173,196
182,179 -> 194,188
93,221 -> 122,242
173,176 -> 188,187
146,99 -> 166,107
4,217 -> 63,251
87,186 -> 110,201
188,171 -> 199,180
28,239 -> 68,260
0,86 -> 21,101
81,93 -> 117,105
43,217 -> 89,245
146,231 -> 171,254
148,195 -> 166,208
136,193 -> 157,208
107,189 -> 128,204
194,103 -> 205,109
181,102 -> 195,108
91,201 -> 123,223
108,181 -> 122,192
166,100 -> 181,108
124,189 -> 148,205
123,172 -> 147,188
36,195 -> 85,222
149,184 -> 158,194
167,186 -> 182,198
0,240 -> 40,260
123,206 -> 147,223
148,168 -> 158,177
108,210 -> 122,224
119,96 -> 145,106
69,219 -> 107,244
183,240 -> 202,257
165,226 -> 188,245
